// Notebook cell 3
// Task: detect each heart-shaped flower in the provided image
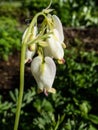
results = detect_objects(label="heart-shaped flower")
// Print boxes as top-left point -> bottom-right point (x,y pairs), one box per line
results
44,15 -> 65,63
31,56 -> 56,95
44,29 -> 64,59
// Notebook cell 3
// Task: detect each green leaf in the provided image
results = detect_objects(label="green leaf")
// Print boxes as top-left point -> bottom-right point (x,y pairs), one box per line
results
88,124 -> 97,130
88,114 -> 98,124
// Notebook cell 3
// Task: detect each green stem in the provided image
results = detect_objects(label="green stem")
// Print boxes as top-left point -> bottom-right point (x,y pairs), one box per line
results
14,43 -> 26,130
23,12 -> 47,44
54,120 -> 60,130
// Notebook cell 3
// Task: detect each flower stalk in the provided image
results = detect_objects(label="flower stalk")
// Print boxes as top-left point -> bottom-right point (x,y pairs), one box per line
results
14,43 -> 26,130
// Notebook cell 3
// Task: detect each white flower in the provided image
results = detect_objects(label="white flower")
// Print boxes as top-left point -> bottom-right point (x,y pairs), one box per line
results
22,26 -> 37,63
31,56 -> 56,96
44,29 -> 64,59
44,15 -> 65,63
25,45 -> 36,63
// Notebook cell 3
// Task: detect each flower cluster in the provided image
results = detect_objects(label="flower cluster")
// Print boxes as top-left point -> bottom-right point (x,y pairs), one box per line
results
22,9 -> 66,96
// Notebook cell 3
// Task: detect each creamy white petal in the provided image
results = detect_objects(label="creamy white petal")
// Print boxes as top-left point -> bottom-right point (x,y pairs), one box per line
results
40,57 -> 56,89
52,15 -> 64,42
53,29 -> 61,42
31,56 -> 56,91
44,31 -> 64,59
25,48 -> 35,61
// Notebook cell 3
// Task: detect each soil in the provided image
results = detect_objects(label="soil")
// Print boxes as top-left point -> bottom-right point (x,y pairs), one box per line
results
0,52 -> 35,91
64,28 -> 98,51
0,28 -> 98,91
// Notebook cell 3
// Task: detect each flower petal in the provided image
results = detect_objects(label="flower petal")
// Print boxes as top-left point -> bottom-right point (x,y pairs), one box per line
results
52,15 -> 64,42
25,48 -> 36,63
44,30 -> 64,59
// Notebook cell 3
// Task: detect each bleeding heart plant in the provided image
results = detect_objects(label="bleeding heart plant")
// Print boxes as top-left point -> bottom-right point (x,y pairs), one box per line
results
14,2 -> 66,130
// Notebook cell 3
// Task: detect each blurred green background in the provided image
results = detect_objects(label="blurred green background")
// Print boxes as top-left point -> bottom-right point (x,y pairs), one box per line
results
0,0 -> 98,130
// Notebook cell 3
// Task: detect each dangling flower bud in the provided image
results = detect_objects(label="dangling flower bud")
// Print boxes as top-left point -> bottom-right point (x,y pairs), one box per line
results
31,56 -> 56,96
25,45 -> 36,63
22,26 -> 37,63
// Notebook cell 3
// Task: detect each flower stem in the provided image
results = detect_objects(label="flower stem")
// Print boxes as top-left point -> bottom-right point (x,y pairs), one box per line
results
14,43 -> 26,130
23,12 -> 47,44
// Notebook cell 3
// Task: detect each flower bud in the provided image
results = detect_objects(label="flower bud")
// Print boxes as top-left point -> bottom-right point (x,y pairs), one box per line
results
31,56 -> 56,95
25,47 -> 36,63
22,26 -> 37,42
22,26 -> 37,63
